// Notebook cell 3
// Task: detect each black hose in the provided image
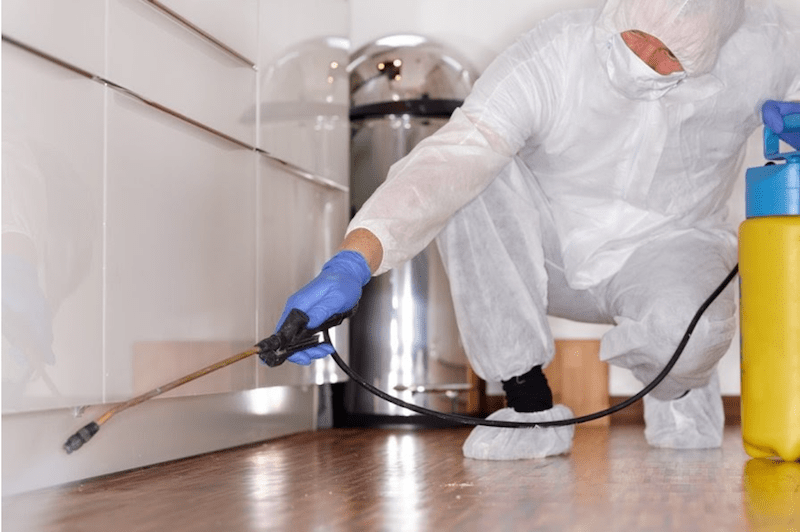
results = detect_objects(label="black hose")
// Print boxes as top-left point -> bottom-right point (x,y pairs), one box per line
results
327,264 -> 739,428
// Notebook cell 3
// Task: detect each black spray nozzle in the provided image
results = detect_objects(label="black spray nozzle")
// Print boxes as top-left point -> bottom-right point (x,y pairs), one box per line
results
257,306 -> 357,367
63,422 -> 100,454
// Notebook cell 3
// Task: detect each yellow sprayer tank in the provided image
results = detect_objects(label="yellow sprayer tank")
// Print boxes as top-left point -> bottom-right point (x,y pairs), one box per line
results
739,113 -> 800,462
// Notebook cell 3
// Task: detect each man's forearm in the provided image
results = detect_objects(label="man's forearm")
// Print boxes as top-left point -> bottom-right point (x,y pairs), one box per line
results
340,228 -> 383,274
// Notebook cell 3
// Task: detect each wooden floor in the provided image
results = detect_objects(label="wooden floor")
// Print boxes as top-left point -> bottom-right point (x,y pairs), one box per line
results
3,425 -> 798,531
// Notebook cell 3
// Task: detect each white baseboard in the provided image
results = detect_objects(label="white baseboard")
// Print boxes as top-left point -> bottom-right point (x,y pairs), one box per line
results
2,386 -> 317,496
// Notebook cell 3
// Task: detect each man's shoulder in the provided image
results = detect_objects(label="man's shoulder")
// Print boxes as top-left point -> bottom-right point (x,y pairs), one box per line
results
508,8 -> 597,60
518,8 -> 597,40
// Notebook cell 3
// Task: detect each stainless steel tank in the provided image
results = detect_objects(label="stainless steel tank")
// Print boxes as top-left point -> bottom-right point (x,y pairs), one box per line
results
346,35 -> 478,425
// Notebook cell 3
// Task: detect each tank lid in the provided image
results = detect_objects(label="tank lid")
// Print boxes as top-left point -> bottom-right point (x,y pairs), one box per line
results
348,35 -> 477,108
745,160 -> 800,218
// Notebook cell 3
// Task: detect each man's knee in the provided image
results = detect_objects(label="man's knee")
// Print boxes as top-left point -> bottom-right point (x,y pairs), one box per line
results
647,298 -> 736,381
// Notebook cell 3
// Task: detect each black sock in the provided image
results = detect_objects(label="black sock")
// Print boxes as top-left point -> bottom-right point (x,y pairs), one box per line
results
502,365 -> 553,413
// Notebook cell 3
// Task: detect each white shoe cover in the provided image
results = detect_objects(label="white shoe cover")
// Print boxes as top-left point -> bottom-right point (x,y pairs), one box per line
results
643,373 -> 724,449
462,405 -> 575,460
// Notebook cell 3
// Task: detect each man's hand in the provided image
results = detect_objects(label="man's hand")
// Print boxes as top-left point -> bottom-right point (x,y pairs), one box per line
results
762,100 -> 800,150
274,250 -> 371,365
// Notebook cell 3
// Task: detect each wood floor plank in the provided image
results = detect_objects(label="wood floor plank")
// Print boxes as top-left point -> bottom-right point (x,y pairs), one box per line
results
3,425 -> 797,531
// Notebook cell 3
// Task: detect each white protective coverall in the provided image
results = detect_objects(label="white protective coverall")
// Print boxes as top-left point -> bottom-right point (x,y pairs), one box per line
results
348,0 -> 800,459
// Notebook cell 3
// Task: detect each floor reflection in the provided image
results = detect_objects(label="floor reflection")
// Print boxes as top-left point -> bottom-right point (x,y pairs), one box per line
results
381,433 -> 424,531
743,458 -> 800,531
3,426 -> 774,532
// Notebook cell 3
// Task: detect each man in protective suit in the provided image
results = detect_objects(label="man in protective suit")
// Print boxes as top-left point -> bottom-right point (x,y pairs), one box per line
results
276,0 -> 800,459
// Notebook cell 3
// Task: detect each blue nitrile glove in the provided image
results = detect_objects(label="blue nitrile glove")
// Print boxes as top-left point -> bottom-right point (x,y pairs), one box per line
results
762,100 -> 800,150
275,250 -> 371,365
2,253 -> 56,367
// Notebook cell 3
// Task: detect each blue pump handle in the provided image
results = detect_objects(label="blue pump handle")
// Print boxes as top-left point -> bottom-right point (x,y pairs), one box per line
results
765,112 -> 800,161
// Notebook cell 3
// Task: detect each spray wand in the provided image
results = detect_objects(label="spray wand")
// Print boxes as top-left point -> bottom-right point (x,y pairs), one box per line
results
65,262 -> 737,452
62,307 -> 356,454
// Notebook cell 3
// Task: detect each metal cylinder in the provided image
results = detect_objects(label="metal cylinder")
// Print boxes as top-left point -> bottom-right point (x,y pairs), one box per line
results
346,35 -> 478,425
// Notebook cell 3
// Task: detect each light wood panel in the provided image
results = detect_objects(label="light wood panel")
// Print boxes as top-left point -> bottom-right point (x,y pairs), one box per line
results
545,339 -> 609,427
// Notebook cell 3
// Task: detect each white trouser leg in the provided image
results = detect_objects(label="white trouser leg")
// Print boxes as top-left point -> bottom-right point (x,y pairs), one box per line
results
598,230 -> 737,401
596,231 -> 735,449
436,159 -> 566,382
436,160 -> 592,460
436,158 -> 611,381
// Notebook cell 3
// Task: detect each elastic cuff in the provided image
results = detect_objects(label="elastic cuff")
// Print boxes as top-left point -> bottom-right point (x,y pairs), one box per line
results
328,250 -> 372,286
502,365 -> 554,413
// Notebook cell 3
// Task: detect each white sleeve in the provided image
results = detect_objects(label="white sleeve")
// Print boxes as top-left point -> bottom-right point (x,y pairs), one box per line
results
348,22 -> 566,275
347,108 -> 513,275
